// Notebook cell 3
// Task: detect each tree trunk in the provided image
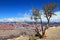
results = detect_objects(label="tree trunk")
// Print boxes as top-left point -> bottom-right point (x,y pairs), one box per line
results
40,18 -> 44,38
35,20 -> 42,38
42,17 -> 50,37
47,19 -> 49,28
47,17 -> 50,28
46,17 -> 50,29
35,27 -> 42,38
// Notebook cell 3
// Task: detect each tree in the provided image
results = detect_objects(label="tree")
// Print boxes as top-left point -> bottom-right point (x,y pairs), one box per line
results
30,3 -> 57,39
31,8 -> 43,38
41,3 -> 57,37
43,3 -> 57,29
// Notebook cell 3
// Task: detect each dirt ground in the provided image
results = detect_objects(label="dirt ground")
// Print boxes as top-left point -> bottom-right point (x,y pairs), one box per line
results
7,26 -> 60,40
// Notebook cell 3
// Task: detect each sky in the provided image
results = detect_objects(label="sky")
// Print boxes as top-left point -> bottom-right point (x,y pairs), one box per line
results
0,0 -> 60,22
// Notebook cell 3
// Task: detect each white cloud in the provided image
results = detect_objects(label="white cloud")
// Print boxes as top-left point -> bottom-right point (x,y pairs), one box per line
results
50,11 -> 60,22
0,11 -> 60,22
41,11 -> 60,22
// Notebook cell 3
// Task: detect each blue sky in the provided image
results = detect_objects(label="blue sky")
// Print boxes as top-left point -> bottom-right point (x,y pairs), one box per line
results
0,0 -> 60,22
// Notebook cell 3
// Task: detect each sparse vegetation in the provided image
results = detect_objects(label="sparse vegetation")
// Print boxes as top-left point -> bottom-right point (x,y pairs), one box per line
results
31,8 -> 43,38
0,3 -> 58,40
43,3 -> 57,36
30,3 -> 57,39
43,3 -> 57,28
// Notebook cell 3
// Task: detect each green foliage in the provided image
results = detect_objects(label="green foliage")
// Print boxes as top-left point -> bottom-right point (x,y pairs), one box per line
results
48,3 -> 57,10
31,8 -> 41,21
31,8 -> 43,38
30,3 -> 57,39
43,3 -> 57,18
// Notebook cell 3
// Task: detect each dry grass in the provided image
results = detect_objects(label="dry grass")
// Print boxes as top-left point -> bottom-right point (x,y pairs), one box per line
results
37,26 -> 60,40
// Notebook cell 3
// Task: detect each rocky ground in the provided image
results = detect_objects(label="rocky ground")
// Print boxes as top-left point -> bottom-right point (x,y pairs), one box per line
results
0,26 -> 60,40
6,26 -> 60,40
